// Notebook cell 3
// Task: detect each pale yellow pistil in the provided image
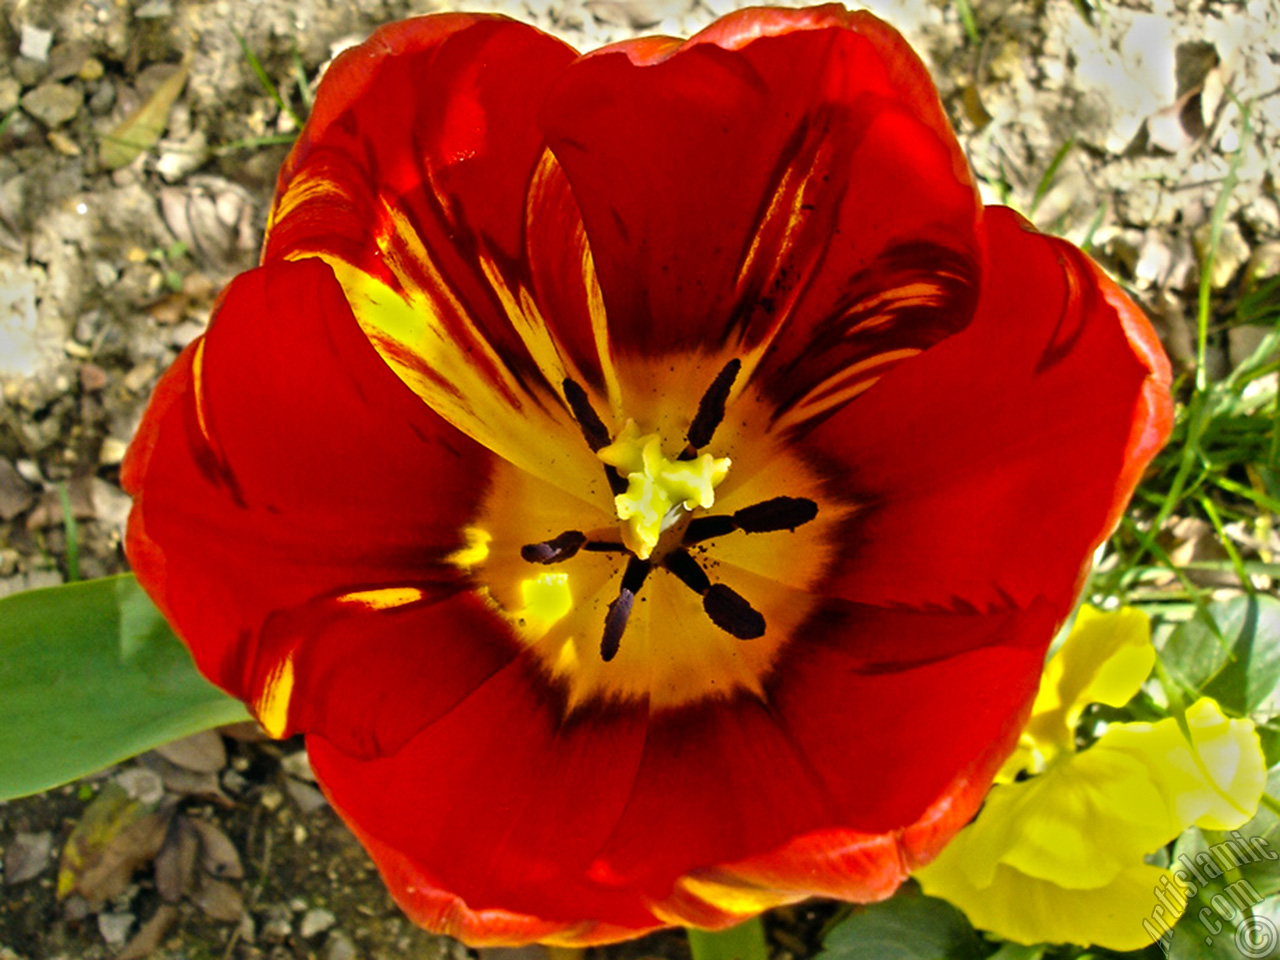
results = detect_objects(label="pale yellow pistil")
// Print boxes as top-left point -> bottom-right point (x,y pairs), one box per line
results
596,420 -> 731,560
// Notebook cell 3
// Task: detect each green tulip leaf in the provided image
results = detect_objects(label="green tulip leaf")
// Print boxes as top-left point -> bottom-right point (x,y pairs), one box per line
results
0,574 -> 249,801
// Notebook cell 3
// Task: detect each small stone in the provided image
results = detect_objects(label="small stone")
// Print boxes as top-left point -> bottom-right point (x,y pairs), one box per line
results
4,831 -> 53,885
48,42 -> 92,82
0,77 -> 20,114
300,908 -> 336,938
19,25 -> 54,63
97,911 -> 136,948
46,130 -> 81,156
0,459 -> 35,521
280,749 -> 315,783
115,767 -> 165,805
260,787 -> 284,812
156,129 -> 209,183
170,320 -> 204,349
99,437 -> 129,467
284,778 -> 328,814
1194,219 -> 1250,290
325,931 -> 358,960
134,0 -> 174,17
79,363 -> 109,392
78,58 -> 105,82
220,769 -> 249,795
262,907 -> 293,942
14,459 -> 43,486
0,548 -> 20,576
20,83 -> 82,128
122,360 -> 157,394
12,60 -> 45,89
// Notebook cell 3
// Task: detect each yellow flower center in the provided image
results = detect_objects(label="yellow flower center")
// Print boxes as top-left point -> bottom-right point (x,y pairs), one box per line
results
597,420 -> 731,560
446,354 -> 848,711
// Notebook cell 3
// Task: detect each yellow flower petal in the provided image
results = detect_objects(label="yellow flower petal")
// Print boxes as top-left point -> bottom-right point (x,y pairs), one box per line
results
917,696 -> 1266,951
1097,697 -> 1266,831
918,854 -> 1182,951
1001,606 -> 1154,777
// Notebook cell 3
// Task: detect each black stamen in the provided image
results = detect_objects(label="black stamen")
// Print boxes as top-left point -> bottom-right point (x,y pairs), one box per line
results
681,358 -> 741,457
682,515 -> 738,545
520,530 -> 587,565
600,557 -> 651,662
703,584 -> 766,639
662,548 -> 712,594
563,377 -> 630,496
683,496 -> 819,545
563,378 -> 611,452
733,496 -> 819,533
663,550 -> 766,641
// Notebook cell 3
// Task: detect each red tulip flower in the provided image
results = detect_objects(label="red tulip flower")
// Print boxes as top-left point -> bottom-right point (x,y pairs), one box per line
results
123,4 -> 1173,946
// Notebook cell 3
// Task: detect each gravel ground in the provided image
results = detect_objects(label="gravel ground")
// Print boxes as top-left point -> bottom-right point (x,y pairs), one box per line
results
1,0 -> 1277,956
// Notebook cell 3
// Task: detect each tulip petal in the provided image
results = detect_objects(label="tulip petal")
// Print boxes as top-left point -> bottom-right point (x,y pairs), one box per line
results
307,655 -> 658,943
813,207 -> 1173,617
265,15 -> 612,494
588,599 -> 1051,912
123,258 -> 495,702
541,6 -> 982,423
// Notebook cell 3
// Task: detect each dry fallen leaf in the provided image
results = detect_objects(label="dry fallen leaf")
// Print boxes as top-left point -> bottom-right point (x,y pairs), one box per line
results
191,875 -> 244,922
99,60 -> 189,170
154,729 -> 227,774
140,751 -> 229,801
117,904 -> 179,960
153,816 -> 199,903
189,817 -> 243,880
57,782 -> 172,906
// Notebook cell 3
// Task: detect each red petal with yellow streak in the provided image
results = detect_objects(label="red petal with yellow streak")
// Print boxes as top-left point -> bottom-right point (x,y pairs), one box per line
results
264,15 -> 612,493
123,258 -> 496,700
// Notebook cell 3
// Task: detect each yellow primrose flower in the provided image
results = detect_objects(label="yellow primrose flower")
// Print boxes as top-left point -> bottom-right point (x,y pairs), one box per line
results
915,606 -> 1267,951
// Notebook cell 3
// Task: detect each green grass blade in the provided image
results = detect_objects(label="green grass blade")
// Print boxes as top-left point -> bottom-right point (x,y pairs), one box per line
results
57,482 -> 79,583
234,30 -> 303,130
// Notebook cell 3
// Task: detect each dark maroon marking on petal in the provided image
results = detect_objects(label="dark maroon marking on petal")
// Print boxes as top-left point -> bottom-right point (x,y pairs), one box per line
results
601,556 -> 651,662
